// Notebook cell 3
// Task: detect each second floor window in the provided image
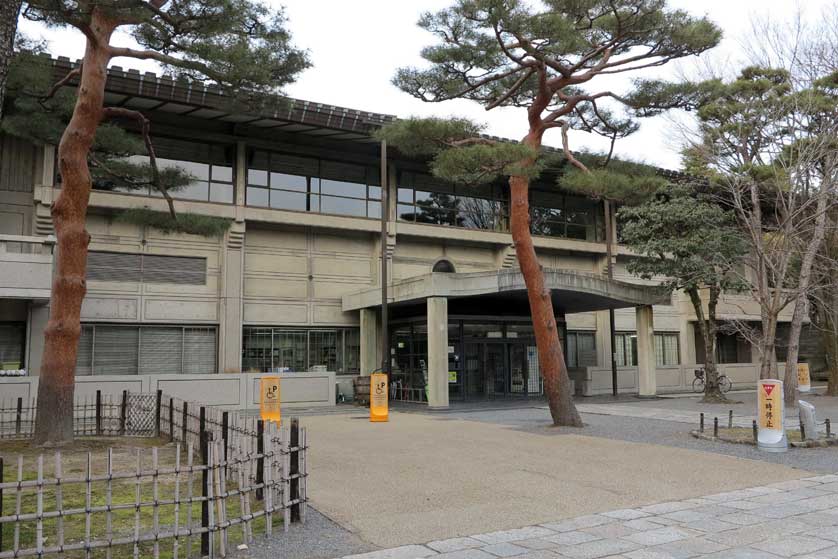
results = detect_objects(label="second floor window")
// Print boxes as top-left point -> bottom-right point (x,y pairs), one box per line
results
246,151 -> 381,218
397,171 -> 508,231
94,137 -> 235,204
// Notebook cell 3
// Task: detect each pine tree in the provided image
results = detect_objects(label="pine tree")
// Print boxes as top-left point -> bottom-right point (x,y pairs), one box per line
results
618,185 -> 747,402
17,0 -> 309,445
0,0 -> 22,119
377,0 -> 721,426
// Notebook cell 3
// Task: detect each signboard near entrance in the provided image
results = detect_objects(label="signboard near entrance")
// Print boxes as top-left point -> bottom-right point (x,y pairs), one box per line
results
370,372 -> 388,423
797,363 -> 811,393
260,376 -> 281,424
757,379 -> 787,452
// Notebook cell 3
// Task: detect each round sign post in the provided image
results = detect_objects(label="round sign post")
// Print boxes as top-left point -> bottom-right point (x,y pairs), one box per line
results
757,379 -> 787,452
797,363 -> 811,393
370,372 -> 389,423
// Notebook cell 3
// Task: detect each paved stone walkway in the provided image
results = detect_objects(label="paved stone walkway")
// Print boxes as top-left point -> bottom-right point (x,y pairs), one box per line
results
575,404 -> 819,432
339,474 -> 838,559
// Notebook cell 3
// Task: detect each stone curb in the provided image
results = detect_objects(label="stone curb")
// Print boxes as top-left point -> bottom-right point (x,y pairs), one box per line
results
690,429 -> 838,448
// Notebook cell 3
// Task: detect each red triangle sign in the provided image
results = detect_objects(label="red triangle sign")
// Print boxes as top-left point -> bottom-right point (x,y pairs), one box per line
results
763,384 -> 775,396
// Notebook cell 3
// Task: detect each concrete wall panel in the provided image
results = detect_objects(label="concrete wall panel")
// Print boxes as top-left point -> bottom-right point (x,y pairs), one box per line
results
144,299 -> 218,322
81,297 -> 140,320
244,301 -> 308,324
313,304 -> 356,325
244,277 -> 307,298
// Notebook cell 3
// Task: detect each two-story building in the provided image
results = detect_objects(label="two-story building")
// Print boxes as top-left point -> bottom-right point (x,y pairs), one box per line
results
0,57 -> 802,409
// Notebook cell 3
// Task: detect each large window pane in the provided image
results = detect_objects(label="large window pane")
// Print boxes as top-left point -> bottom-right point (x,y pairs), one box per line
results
247,186 -> 269,207
212,165 -> 233,183
321,179 -> 366,199
273,330 -> 307,372
210,182 -> 234,203
270,189 -> 307,211
320,195 -> 367,217
248,168 -> 268,187
309,330 -> 340,372
271,173 -> 307,192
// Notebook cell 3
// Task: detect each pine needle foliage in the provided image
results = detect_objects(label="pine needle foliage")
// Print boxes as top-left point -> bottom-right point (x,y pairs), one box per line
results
116,208 -> 232,238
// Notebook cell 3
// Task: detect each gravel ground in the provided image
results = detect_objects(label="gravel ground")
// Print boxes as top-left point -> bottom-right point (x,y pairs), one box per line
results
604,386 -> 838,418
231,507 -> 373,559
446,405 -> 838,474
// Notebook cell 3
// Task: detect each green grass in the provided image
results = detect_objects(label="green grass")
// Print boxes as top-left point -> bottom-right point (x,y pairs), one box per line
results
0,437 -> 280,558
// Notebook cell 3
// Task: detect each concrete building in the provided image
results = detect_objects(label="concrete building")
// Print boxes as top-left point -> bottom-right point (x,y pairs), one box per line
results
0,57 -> 800,408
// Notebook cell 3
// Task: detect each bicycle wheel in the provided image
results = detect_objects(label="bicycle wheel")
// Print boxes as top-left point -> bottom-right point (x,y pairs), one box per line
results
692,377 -> 705,393
719,375 -> 733,393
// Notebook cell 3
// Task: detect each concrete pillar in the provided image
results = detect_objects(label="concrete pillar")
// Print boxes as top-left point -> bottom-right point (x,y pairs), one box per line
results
218,226 -> 244,373
218,141 -> 247,373
426,297 -> 449,408
594,310 -> 612,369
26,302 -> 49,376
679,318 -> 697,366
636,305 -> 656,397
360,308 -> 379,376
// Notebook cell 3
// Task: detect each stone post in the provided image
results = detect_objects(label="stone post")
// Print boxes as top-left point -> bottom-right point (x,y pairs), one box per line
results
426,297 -> 449,408
360,308 -> 379,376
636,305 -> 656,397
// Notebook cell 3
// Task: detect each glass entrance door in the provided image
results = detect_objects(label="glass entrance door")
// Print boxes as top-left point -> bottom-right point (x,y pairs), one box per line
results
464,342 -> 484,399
485,343 -> 507,397
509,343 -> 528,395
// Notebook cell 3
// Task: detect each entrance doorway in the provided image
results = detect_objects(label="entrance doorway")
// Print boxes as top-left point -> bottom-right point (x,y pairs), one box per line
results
461,340 -> 540,400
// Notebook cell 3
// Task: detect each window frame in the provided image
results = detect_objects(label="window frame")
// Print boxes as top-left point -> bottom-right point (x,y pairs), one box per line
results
75,324 -> 218,376
241,326 -> 361,375
654,332 -> 681,366
245,150 -> 381,219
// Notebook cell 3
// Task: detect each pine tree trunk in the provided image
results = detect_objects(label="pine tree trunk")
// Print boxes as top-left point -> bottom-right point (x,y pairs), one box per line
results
509,166 -> 582,427
687,288 -> 726,402
33,17 -> 115,446
0,0 -> 21,120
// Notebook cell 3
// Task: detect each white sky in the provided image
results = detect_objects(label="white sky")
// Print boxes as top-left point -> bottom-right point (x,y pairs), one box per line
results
18,0 -> 834,171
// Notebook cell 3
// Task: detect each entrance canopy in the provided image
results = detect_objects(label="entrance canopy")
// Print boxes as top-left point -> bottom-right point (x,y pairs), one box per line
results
342,268 -> 670,315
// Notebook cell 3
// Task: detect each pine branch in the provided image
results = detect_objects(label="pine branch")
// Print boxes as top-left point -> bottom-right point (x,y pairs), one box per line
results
101,106 -> 177,220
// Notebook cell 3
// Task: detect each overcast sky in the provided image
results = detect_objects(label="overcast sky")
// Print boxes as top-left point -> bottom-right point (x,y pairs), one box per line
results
18,0 -> 833,171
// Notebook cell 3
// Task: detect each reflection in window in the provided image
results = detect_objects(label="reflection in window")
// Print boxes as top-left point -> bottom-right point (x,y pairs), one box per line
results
97,137 -> 235,203
245,150 -> 381,218
241,327 -> 360,374
530,189 -> 601,241
397,171 -> 508,231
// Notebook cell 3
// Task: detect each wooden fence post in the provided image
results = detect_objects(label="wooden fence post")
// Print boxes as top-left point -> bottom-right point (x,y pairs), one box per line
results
155,390 -> 163,438
14,397 -> 22,436
200,430 -> 212,557
290,417 -> 301,522
0,457 -> 4,552
222,411 -> 229,474
199,406 -> 206,447
169,397 -> 174,442
256,419 -> 264,501
182,401 -> 188,444
95,391 -> 102,436
120,390 -> 128,436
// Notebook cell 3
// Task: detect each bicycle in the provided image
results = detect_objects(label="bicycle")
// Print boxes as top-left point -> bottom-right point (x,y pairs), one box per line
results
692,367 -> 732,393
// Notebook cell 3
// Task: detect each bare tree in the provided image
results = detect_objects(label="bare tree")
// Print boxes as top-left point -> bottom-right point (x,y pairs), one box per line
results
685,64 -> 838,404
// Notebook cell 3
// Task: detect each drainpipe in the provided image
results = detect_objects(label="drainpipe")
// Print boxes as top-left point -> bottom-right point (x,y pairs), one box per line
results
605,200 -> 618,397
380,140 -> 389,374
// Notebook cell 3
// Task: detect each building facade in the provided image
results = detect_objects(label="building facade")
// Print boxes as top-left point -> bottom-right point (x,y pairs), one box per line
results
0,58 -> 802,408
